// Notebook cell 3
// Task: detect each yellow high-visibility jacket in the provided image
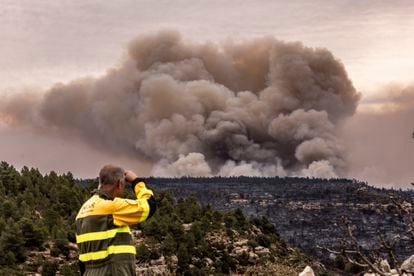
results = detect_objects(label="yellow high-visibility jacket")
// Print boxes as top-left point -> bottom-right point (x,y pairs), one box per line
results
75,179 -> 156,276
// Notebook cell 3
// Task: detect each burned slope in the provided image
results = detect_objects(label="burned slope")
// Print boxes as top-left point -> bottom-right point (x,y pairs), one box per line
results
145,176 -> 414,260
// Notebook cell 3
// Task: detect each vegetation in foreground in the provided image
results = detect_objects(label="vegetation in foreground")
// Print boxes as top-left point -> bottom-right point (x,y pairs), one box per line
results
133,193 -> 323,275
3,161 -> 413,275
0,162 -> 86,275
0,162 -> 328,275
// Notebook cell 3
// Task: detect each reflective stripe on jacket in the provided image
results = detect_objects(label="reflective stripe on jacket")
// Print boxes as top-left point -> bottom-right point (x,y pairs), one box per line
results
76,181 -> 155,274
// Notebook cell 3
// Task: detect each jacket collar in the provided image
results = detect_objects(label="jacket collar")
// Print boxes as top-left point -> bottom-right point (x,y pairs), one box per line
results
93,189 -> 114,200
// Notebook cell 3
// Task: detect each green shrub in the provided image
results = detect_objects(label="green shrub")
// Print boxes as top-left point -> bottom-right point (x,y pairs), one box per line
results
247,239 -> 259,249
61,263 -> 79,276
256,234 -> 271,248
42,260 -> 59,276
136,244 -> 151,263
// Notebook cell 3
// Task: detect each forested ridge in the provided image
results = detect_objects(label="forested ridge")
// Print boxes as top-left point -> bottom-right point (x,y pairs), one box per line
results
0,162 -> 325,275
0,162 -> 88,275
5,161 -> 411,275
145,176 -> 414,260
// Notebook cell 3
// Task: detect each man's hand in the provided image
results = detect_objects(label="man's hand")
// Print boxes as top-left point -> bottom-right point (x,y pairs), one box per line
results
124,170 -> 138,182
125,170 -> 146,192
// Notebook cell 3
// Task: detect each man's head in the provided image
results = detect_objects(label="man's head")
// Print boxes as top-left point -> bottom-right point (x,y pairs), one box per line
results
98,164 -> 125,198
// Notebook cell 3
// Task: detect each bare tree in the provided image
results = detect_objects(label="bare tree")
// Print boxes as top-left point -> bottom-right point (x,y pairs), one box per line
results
319,193 -> 414,276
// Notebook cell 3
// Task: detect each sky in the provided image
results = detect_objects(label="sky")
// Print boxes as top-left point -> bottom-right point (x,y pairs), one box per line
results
0,0 -> 413,186
2,0 -> 414,94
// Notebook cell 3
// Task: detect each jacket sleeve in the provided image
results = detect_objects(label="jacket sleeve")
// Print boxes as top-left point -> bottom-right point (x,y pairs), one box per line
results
111,180 -> 156,226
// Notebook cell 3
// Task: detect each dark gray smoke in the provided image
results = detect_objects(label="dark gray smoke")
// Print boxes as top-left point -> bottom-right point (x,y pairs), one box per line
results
0,31 -> 360,177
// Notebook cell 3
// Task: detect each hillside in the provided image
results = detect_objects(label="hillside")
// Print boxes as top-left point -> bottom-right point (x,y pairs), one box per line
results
143,176 -> 414,261
0,162 -> 87,275
2,162 -> 413,275
131,194 -> 322,275
0,162 -> 323,275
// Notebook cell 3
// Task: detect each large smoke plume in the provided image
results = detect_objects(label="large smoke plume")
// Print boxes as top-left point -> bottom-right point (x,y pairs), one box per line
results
1,31 -> 361,178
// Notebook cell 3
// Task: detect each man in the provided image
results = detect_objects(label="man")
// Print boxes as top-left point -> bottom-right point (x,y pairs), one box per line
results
76,165 -> 156,275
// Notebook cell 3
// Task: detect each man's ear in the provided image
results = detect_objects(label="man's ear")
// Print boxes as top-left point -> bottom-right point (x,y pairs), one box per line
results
116,180 -> 122,189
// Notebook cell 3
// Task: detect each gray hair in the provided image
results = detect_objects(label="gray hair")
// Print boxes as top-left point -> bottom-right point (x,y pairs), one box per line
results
99,165 -> 125,185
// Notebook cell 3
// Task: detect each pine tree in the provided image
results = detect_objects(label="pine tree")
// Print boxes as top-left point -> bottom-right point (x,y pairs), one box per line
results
0,222 -> 26,264
18,218 -> 47,248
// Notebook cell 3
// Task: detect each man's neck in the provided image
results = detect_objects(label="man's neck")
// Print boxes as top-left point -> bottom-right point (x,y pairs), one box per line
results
95,189 -> 114,200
